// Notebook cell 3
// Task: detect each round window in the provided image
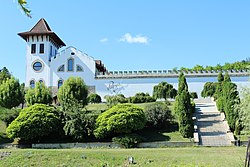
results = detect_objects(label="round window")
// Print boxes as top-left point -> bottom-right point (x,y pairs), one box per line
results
33,62 -> 43,71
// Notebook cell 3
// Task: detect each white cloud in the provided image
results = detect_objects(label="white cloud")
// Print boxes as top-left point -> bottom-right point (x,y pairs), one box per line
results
119,33 -> 149,44
100,38 -> 108,43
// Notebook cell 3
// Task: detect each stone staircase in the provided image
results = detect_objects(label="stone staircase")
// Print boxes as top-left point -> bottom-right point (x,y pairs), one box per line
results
194,99 -> 233,146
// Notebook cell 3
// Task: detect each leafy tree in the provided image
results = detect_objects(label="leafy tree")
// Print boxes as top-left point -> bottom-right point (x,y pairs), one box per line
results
87,93 -> 102,103
25,82 -> 52,106
0,107 -> 21,126
193,64 -> 204,72
57,77 -> 89,140
0,67 -> 11,85
0,77 -> 23,109
129,92 -> 156,103
205,66 -> 214,71
153,82 -> 177,100
215,64 -> 223,71
94,104 -> 146,139
6,104 -> 62,141
190,92 -> 198,99
58,77 -> 88,109
144,102 -> 172,129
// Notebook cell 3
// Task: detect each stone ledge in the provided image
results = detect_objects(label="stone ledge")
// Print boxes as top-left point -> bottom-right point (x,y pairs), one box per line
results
32,141 -> 197,149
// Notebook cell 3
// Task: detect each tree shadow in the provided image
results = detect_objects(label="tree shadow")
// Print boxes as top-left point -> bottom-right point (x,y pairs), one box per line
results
137,123 -> 179,142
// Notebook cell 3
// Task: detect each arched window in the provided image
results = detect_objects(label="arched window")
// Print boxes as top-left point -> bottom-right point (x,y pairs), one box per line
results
58,65 -> 65,72
76,65 -> 83,72
39,79 -> 44,83
30,80 -> 35,88
58,80 -> 63,89
68,58 -> 74,71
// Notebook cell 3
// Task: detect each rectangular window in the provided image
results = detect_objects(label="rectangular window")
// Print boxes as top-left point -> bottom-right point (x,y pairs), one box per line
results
31,44 -> 36,54
50,46 -> 52,56
39,44 -> 44,54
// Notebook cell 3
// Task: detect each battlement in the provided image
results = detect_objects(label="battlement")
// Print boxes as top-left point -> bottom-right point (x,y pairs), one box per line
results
95,69 -> 249,79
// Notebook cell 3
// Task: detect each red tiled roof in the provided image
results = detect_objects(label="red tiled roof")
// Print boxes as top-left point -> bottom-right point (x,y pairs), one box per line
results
18,18 -> 66,48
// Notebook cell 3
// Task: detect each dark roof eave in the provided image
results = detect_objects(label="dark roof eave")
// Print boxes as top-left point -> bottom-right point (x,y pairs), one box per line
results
18,32 -> 66,47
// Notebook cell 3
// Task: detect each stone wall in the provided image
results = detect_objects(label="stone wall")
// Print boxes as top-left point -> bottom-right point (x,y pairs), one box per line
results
32,141 -> 196,149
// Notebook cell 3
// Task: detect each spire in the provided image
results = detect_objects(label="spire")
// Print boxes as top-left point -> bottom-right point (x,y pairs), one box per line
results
29,18 -> 52,33
18,18 -> 66,48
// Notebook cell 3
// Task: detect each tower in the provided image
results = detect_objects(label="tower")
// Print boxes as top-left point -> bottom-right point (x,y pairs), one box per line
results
18,18 -> 66,88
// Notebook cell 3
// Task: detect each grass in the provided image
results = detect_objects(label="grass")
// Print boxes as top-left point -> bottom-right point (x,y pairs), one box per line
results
138,123 -> 190,142
239,135 -> 250,141
85,103 -> 109,111
0,147 -> 246,166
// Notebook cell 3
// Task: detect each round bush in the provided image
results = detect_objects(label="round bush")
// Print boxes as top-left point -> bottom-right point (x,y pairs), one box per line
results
94,104 -> 146,139
144,102 -> 172,129
6,104 -> 62,141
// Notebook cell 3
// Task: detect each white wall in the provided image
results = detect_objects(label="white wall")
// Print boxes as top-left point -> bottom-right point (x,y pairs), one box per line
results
50,47 -> 96,87
25,35 -> 51,87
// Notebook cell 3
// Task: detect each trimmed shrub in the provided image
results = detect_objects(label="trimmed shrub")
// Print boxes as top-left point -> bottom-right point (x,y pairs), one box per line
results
144,102 -> 172,129
94,104 -> 146,139
87,93 -> 102,103
112,134 -> 144,148
6,104 -> 62,141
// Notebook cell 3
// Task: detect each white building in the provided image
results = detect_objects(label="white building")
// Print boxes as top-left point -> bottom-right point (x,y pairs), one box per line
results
19,18 -> 249,100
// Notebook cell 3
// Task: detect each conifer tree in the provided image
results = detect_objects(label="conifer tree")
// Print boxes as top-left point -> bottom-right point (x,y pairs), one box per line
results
174,73 -> 193,138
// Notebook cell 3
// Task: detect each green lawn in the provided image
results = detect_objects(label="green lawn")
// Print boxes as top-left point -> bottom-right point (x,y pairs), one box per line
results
0,147 -> 246,167
85,103 -> 109,111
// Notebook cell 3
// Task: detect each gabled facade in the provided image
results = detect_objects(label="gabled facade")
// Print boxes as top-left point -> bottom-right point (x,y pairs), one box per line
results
18,18 -> 98,95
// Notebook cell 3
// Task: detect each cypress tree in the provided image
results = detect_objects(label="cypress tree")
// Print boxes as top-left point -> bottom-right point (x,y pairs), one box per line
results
217,72 -> 224,82
174,72 -> 193,138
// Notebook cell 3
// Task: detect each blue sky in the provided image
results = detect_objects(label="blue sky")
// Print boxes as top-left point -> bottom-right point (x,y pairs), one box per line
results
1,1 -> 250,82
